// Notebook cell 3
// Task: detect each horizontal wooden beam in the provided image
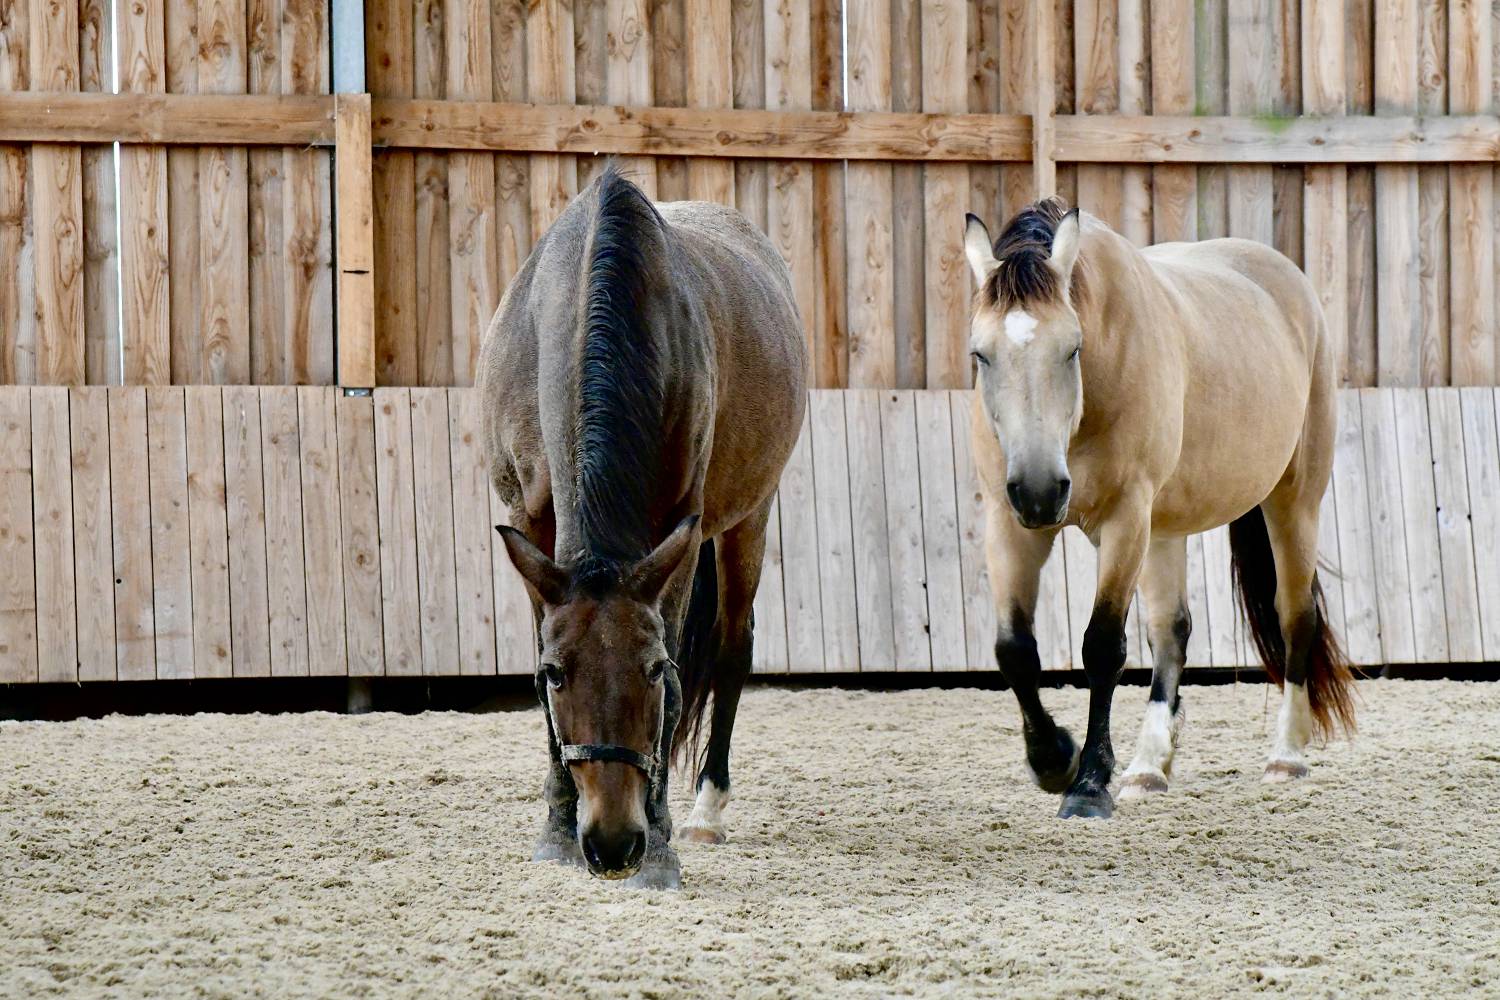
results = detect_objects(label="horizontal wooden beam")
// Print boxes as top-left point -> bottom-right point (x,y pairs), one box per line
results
368,99 -> 1033,161
1051,115 -> 1500,163
0,92 -> 336,145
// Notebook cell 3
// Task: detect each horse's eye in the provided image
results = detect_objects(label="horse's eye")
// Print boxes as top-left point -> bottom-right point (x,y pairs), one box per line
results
647,659 -> 671,684
970,350 -> 990,367
541,663 -> 565,689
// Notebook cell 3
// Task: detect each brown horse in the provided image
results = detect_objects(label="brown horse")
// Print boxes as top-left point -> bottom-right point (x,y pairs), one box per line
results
963,199 -> 1355,819
478,166 -> 807,886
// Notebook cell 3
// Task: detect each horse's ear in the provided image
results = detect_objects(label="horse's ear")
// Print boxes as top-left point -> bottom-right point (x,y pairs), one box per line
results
627,515 -> 701,605
496,526 -> 569,606
964,213 -> 1000,287
1048,208 -> 1082,285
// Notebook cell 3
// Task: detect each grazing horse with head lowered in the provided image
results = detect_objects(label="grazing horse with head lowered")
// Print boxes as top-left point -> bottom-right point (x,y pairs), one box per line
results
479,165 -> 807,886
964,199 -> 1354,819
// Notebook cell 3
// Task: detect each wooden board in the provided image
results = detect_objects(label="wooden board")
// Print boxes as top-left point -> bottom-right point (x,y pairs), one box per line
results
222,386 -> 271,677
374,388 -> 423,676
107,388 -> 155,680
184,387 -> 233,679
1198,524 -> 1239,668
1426,388 -> 1482,662
197,0 -> 250,385
488,475 -> 538,677
844,390 -> 896,670
1182,532 -> 1212,667
950,392 -> 997,671
1330,390 -> 1382,666
409,389 -> 460,674
777,402 -> 823,670
879,390 -> 931,671
914,390 -> 967,668
526,0 -> 579,236
297,387 -> 348,675
1448,0 -> 1494,385
70,388 -> 116,682
1360,388 -> 1418,663
448,389 -> 499,677
1460,388 -> 1500,660
0,389 -> 37,682
260,386 -> 310,676
80,0 -> 120,385
763,0 -> 815,374
335,95 -> 375,388
146,387 -> 195,678
750,492 -> 789,674
809,389 -> 859,670
1148,1 -> 1195,244
683,0 -> 734,204
844,0 -> 894,388
336,393 -> 385,675
31,388 -> 78,683
1391,388 -> 1448,662
367,0 -> 417,385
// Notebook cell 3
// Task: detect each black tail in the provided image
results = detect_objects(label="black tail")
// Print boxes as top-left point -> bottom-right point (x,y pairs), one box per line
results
1229,506 -> 1356,739
671,538 -> 720,765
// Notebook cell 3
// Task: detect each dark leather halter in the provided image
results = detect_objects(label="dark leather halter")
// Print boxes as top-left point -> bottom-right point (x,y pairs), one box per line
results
558,742 -> 658,775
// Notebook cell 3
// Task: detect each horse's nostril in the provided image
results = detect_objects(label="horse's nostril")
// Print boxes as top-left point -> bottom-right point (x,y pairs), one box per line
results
582,827 -> 647,875
1058,478 -> 1071,496
626,830 -> 647,868
1006,481 -> 1023,506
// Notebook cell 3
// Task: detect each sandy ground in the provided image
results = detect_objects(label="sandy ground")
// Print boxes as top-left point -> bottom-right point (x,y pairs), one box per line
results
2,679 -> 1498,999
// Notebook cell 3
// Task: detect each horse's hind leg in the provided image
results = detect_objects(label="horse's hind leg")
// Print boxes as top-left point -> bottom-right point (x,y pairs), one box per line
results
679,502 -> 771,845
1119,536 -> 1190,800
985,503 -> 1077,792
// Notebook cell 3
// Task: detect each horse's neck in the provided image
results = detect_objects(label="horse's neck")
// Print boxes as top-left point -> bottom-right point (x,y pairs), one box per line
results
1075,227 -> 1151,427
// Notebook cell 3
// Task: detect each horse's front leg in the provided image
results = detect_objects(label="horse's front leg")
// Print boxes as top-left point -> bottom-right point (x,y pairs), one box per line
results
531,668 -> 586,867
1060,504 -> 1150,819
985,505 -> 1077,791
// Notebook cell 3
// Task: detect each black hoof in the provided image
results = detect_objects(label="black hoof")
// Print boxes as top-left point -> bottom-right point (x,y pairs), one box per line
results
1058,789 -> 1114,820
531,826 -> 585,868
1028,727 -> 1081,794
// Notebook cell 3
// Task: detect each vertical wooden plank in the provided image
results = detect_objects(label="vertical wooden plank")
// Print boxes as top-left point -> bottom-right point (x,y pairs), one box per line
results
685,0 -> 734,204
1149,0 -> 1196,243
0,4 -> 32,385
777,403 -> 823,669
1182,532 -> 1212,667
915,391 -> 967,668
1426,388 -> 1482,662
609,0 -> 656,197
573,0 -> 606,193
1061,526 -> 1095,670
164,0 -> 200,384
445,2 -> 497,388
845,0 -> 894,388
1315,480 -> 1347,647
198,0 -> 250,385
1391,388 -> 1448,662
1303,0 -> 1348,382
1330,390 -> 1381,666
1344,0 -> 1377,388
367,0 -> 417,385
889,0 -> 923,390
880,391 -> 931,670
764,0 -> 815,378
1271,4 -> 1303,268
29,0 -> 84,385
410,389 -> 460,674
336,393 -> 385,675
527,0 -> 578,235
222,386 -> 271,677
1360,388 -> 1418,663
183,387 -> 232,679
844,390 -> 896,670
336,94 -> 376,388
146,387 -> 194,678
650,0 -> 688,201
750,493 -> 789,673
1073,0 -> 1120,229
79,0 -> 119,385
108,387 -> 155,679
375,388 -> 423,675
1416,0 -> 1448,385
31,389 -> 76,682
951,392 -> 994,671
968,0 -> 1002,222
70,388 -> 115,681
1460,388 -> 1500,659
411,0 -> 452,387
0,388 -> 36,682
1031,0 -> 1056,197
448,389 -> 499,676
1226,4 -> 1275,246
118,0 -> 171,384
730,0 -> 761,223
282,0 -> 333,384
810,0 -> 846,387
488,480 -> 537,676
1194,0 -> 1227,239
1198,524 -> 1239,668
809,389 -> 859,669
1449,1 -> 1494,386
1115,0 -> 1151,247
297,387 -> 348,675
922,0 -> 969,390
1375,0 -> 1421,387
493,0 -> 531,295
260,386 -> 310,675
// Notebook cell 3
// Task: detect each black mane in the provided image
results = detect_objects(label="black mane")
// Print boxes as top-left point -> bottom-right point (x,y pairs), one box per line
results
982,197 -> 1083,309
574,165 -> 666,567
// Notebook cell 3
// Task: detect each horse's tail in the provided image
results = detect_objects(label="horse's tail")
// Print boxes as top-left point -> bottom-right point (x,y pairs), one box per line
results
671,538 -> 720,767
1229,505 -> 1356,740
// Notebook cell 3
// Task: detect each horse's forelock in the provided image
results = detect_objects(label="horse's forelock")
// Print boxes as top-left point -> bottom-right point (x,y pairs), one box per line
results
982,197 -> 1083,311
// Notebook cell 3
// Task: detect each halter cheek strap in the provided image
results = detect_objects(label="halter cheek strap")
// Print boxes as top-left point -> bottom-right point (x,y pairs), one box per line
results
558,743 -> 657,775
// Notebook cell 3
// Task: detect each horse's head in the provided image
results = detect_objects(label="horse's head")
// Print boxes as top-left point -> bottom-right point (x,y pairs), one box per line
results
963,202 -> 1084,529
497,516 -> 699,880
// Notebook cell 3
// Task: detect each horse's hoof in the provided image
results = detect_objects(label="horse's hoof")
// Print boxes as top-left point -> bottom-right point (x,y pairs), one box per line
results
1262,759 -> 1309,784
1029,727 -> 1081,794
531,829 -> 585,868
678,824 -> 726,846
621,845 -> 682,891
1058,789 -> 1114,820
1117,770 -> 1169,801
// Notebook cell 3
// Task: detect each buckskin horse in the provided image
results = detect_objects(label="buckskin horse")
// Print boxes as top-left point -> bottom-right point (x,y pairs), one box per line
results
479,165 -> 807,886
963,199 -> 1355,820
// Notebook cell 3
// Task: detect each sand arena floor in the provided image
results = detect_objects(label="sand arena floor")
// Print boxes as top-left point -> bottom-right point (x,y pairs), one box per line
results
2,679 -> 1498,998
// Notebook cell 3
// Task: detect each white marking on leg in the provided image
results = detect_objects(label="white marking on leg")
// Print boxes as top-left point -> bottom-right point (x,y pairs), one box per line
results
681,782 -> 731,842
1264,682 -> 1312,782
1119,700 -> 1182,800
1004,309 -> 1039,346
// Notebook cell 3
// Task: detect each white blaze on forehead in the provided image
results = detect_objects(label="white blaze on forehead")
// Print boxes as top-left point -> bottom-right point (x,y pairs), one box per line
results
1004,310 -> 1039,346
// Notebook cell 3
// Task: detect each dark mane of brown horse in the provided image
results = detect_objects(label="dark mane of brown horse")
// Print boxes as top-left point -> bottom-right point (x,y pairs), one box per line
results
980,197 -> 1087,310
574,165 -> 668,576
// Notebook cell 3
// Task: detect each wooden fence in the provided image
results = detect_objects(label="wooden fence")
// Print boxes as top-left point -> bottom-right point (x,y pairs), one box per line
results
2,385 -> 1498,683
3,1 -> 1500,393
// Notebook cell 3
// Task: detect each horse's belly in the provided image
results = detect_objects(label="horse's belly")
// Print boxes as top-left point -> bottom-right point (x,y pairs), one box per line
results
1150,419 -> 1303,534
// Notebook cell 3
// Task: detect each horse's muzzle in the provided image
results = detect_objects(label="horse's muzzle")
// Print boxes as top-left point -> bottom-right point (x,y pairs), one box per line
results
581,825 -> 647,879
1007,476 -> 1070,530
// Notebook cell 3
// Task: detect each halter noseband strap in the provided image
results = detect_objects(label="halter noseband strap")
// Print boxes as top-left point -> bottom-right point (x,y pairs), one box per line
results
558,742 -> 658,776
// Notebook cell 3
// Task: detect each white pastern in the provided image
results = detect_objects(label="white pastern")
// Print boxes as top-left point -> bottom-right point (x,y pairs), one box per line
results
681,782 -> 731,840
1264,682 -> 1313,781
1004,309 -> 1039,346
1120,700 -> 1183,799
